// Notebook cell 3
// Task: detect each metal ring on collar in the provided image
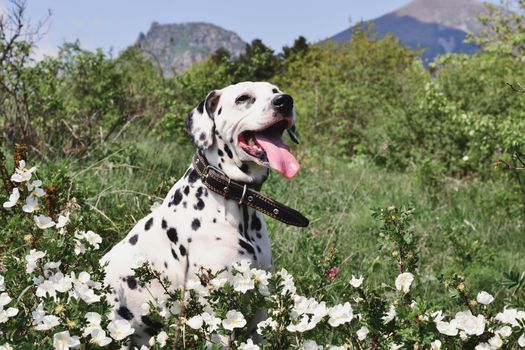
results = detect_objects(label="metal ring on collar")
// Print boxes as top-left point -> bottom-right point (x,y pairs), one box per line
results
238,184 -> 248,204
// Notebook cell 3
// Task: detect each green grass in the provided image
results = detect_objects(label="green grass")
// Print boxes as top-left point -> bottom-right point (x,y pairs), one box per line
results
56,140 -> 525,310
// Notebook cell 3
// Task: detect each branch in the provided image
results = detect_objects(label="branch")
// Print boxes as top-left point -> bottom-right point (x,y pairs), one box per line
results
506,82 -> 525,93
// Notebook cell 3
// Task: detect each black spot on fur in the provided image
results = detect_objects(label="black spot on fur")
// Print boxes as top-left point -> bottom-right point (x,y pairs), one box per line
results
197,100 -> 205,114
238,250 -> 245,255
183,201 -> 187,208
162,219 -> 167,229
191,218 -> 201,231
164,261 -> 168,268
218,163 -> 223,170
117,306 -> 134,320
256,245 -> 261,253
216,237 -> 221,240
196,187 -> 204,198
251,213 -> 262,231
142,316 -> 162,336
229,138 -> 234,143
187,237 -> 192,243
145,217 -> 153,231
179,245 -> 187,256
127,276 -> 137,290
188,169 -> 199,183
183,186 -> 190,196
167,228 -> 178,244
218,107 -> 222,115
129,234 -> 138,245
212,218 -> 217,223
170,189 -> 183,207
238,224 -> 243,234
240,164 -> 250,174
239,239 -> 256,256
218,149 -> 224,157
171,248 -> 179,260
224,144 -> 233,158
199,132 -> 206,141
194,199 -> 205,210
256,232 -> 262,239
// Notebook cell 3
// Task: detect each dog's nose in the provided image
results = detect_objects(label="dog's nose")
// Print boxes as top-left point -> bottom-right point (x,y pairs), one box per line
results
272,94 -> 294,115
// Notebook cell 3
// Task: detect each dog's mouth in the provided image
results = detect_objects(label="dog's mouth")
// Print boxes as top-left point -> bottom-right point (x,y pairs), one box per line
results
237,119 -> 300,179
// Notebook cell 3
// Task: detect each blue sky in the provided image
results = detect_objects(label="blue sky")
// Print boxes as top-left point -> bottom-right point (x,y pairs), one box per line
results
0,0 -> 500,58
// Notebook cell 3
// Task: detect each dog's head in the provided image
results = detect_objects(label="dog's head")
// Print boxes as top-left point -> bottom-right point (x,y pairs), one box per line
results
186,81 -> 300,185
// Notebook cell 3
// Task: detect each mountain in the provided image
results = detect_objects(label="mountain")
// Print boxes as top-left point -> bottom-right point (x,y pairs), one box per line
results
329,0 -> 489,62
136,22 -> 246,77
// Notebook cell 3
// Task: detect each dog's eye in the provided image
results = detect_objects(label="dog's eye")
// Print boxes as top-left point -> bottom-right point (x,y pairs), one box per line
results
235,95 -> 252,104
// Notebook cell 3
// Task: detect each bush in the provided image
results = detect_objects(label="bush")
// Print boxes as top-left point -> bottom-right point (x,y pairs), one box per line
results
2,152 -> 525,349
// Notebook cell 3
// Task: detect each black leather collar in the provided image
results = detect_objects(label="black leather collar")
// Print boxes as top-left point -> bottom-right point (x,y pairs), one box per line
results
192,152 -> 309,227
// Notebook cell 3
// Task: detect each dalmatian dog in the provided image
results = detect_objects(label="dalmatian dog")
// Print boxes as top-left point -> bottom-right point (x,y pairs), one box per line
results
101,81 -> 302,346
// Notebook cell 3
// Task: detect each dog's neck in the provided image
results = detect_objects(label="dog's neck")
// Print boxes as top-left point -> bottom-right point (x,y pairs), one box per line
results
202,140 -> 269,187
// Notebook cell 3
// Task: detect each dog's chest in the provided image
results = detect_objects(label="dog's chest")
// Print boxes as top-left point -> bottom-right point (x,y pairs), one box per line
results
113,167 -> 273,279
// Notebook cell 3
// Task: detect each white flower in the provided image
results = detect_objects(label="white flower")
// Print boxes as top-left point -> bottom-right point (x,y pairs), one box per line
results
390,343 -> 404,350
73,240 -> 86,255
25,249 -> 46,273
302,340 -> 322,350
0,343 -> 13,350
257,318 -> 278,335
431,340 -> 442,350
382,305 -> 396,324
495,325 -> 512,338
107,319 -> 134,340
350,275 -> 364,288
357,326 -> 369,340
89,328 -> 112,346
395,272 -> 414,293
475,343 -> 491,350
3,188 -> 19,208
232,274 -> 255,293
327,347 -> 345,350
495,308 -> 525,327
232,260 -> 252,274
210,277 -> 228,289
252,269 -> 270,295
36,279 -> 57,299
83,230 -> 102,249
454,310 -> 485,336
33,307 -> 60,331
56,214 -> 69,229
327,302 -> 353,327
0,293 -> 11,307
22,190 -> 39,213
239,339 -> 260,350
488,334 -> 503,349
34,214 -> 56,229
27,180 -> 45,197
202,312 -> 221,332
0,275 -> 4,292
186,315 -> 204,330
53,331 -> 80,350
11,160 -> 36,183
222,310 -> 246,331
155,331 -> 168,347
518,334 -> 525,347
73,283 -> 100,304
431,310 -> 445,323
476,291 -> 494,305
0,300 -> 19,323
83,312 -> 103,337
436,319 -> 458,336
278,268 -> 297,295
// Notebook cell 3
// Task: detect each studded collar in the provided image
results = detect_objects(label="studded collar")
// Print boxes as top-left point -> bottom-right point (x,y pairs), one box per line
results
192,152 -> 309,227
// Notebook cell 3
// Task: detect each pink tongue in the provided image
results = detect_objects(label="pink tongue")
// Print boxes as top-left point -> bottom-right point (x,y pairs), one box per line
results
253,132 -> 300,179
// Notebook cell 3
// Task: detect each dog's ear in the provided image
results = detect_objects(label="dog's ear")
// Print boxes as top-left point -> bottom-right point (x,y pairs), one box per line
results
186,90 -> 221,150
